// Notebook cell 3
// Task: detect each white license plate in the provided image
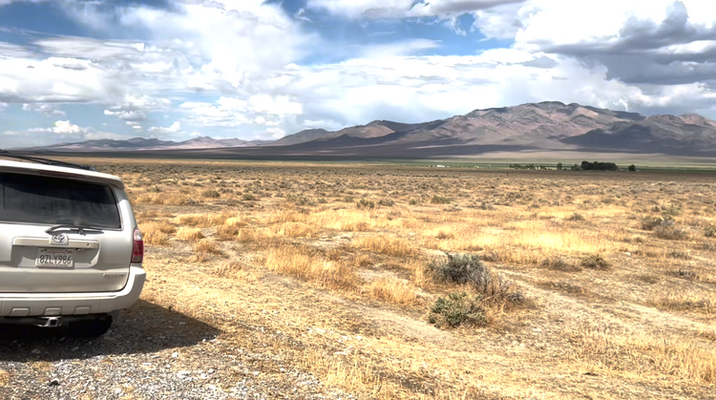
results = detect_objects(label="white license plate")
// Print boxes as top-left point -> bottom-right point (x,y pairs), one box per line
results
36,248 -> 75,268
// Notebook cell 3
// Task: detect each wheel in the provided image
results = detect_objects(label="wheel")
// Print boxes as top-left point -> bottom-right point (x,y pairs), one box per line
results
67,316 -> 113,338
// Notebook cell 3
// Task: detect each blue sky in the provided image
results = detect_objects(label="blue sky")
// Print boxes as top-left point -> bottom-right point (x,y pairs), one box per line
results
1,0 -> 715,147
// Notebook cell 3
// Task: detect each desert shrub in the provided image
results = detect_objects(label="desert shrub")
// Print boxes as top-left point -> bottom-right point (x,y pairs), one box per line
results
242,193 -> 256,201
408,199 -> 418,206
662,204 -> 683,218
667,251 -> 691,260
436,231 -> 454,240
580,254 -> 611,270
704,225 -> 716,238
653,226 -> 689,240
640,216 -> 674,231
202,190 -> 221,198
540,257 -> 582,272
356,199 -> 375,209
378,198 -> 395,207
427,253 -> 520,301
286,194 -> 314,206
428,292 -> 487,328
430,195 -> 452,204
567,213 -> 586,222
477,202 -> 494,210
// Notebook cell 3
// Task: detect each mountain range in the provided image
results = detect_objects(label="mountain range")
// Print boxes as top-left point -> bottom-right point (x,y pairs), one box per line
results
13,102 -> 716,158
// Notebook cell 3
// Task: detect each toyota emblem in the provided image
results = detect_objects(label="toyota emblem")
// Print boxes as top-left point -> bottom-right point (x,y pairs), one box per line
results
51,233 -> 68,245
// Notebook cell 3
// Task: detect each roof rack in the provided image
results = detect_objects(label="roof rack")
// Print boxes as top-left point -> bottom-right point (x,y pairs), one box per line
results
0,150 -> 98,172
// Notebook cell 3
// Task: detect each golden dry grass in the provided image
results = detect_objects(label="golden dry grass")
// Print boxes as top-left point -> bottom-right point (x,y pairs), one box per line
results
354,236 -> 418,257
193,239 -> 221,255
140,221 -> 173,246
263,245 -> 357,291
175,227 -> 204,241
367,277 -> 419,306
84,158 -> 716,399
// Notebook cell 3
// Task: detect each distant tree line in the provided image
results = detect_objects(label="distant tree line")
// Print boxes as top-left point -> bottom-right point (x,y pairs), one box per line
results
579,161 -> 618,171
509,161 -> 637,171
508,163 -> 550,170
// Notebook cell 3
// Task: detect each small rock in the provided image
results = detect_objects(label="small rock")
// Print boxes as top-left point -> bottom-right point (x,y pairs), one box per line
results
31,349 -> 41,354
172,352 -> 179,358
48,378 -> 60,387
253,371 -> 259,376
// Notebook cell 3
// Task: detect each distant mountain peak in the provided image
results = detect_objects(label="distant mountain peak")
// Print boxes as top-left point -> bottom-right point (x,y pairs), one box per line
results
13,101 -> 716,157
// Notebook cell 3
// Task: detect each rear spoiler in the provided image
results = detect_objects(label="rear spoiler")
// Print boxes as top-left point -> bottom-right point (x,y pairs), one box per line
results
0,160 -> 125,189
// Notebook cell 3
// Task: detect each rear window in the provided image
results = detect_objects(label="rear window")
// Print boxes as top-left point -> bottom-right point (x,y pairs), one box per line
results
0,173 -> 121,229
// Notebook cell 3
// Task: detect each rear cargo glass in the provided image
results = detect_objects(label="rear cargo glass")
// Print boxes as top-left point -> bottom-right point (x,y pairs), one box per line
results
0,173 -> 121,228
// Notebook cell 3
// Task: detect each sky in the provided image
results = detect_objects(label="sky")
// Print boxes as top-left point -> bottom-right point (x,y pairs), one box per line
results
1,0 -> 715,147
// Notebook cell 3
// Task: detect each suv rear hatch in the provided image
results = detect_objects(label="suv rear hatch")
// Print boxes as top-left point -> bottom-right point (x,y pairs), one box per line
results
0,169 -> 132,293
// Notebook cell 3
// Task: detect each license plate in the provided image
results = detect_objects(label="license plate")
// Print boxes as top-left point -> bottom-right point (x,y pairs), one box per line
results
36,248 -> 75,268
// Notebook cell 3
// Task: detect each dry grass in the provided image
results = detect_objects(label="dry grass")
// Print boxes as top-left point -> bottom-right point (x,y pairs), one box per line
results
574,323 -> 716,385
193,240 -> 221,255
263,245 -> 357,291
649,293 -> 716,314
367,277 -> 419,306
175,227 -> 204,241
268,222 -> 318,238
354,236 -> 417,257
83,158 -> 716,400
214,259 -> 247,278
214,224 -> 240,241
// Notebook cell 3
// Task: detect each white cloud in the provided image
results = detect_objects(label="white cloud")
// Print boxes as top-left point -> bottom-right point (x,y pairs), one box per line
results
407,0 -> 525,17
248,95 -> 302,116
472,0 -> 716,87
23,120 -> 88,136
22,103 -> 66,116
3,0 -> 716,146
180,97 -> 249,127
307,0 -> 524,19
0,55 -> 113,103
307,0 -> 414,19
0,0 -> 48,5
104,109 -> 146,121
149,121 -> 181,134
357,39 -> 441,58
50,120 -> 87,135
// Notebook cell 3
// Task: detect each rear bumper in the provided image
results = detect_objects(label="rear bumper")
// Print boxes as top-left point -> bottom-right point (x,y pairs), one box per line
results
0,266 -> 145,317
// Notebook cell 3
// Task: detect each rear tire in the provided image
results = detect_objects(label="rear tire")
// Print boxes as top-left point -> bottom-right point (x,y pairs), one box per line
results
68,316 -> 113,338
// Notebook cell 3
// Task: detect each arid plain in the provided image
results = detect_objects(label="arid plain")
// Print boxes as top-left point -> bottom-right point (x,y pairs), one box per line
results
62,158 -> 716,399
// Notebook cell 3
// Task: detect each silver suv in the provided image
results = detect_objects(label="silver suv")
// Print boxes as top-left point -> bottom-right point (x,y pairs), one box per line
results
0,152 -> 145,336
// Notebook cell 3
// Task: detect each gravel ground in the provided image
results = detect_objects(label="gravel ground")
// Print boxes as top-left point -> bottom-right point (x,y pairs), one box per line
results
0,301 -> 352,400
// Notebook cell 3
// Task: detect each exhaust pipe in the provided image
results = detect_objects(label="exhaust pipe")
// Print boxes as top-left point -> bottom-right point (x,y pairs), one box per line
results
36,317 -> 62,328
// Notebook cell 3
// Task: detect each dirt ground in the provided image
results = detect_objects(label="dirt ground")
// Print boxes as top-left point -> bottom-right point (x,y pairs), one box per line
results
2,159 -> 715,399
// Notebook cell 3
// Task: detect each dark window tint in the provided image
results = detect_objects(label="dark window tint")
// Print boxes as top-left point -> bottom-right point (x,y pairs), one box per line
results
0,173 -> 121,228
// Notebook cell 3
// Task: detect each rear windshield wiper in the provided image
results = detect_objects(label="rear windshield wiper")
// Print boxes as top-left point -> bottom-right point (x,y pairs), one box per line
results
45,224 -> 105,234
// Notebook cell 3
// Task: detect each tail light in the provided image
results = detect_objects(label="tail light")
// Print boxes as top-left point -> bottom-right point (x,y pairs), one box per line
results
132,227 -> 144,264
